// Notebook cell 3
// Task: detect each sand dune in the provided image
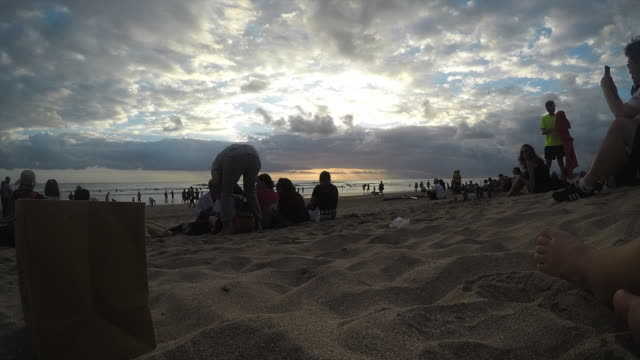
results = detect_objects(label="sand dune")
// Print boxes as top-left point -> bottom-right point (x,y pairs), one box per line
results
2,188 -> 640,359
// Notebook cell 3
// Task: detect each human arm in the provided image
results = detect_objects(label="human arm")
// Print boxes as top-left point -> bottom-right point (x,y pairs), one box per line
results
540,116 -> 553,135
601,74 -> 640,117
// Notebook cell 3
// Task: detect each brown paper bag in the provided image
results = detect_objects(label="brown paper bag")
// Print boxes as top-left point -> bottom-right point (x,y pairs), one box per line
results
15,200 -> 156,360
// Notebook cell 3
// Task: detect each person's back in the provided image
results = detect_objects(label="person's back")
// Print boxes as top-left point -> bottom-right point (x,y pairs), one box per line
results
74,187 -> 91,200
276,178 -> 309,225
433,182 -> 446,199
9,170 -> 45,217
311,182 -> 338,220
279,192 -> 308,223
312,182 -> 338,210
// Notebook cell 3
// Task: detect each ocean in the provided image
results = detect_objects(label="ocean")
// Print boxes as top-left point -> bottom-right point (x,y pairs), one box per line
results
25,177 -> 495,205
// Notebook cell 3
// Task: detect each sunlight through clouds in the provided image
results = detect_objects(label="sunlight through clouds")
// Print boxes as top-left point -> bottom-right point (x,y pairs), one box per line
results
1,0 -> 640,177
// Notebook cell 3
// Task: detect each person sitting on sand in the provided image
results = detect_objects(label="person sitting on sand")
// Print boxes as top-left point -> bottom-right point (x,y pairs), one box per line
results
168,179 -> 231,235
308,171 -> 339,221
508,144 -> 551,196
7,170 -> 45,218
273,178 -> 309,227
44,179 -> 60,200
257,173 -> 279,228
73,186 -> 91,201
534,228 -> 640,343
554,37 -> 640,201
429,178 -> 446,200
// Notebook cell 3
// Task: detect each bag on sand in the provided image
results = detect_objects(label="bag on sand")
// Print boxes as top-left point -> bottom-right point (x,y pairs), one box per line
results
15,200 -> 156,360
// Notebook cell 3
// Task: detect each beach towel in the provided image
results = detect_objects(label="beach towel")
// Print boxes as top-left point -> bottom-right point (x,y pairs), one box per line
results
15,200 -> 156,359
555,111 -> 578,179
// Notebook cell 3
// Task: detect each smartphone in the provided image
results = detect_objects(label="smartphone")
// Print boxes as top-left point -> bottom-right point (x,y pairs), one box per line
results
605,65 -> 610,76
512,167 -> 522,176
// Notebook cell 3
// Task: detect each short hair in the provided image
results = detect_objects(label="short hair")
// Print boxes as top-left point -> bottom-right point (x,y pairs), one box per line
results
545,100 -> 555,108
625,37 -> 640,64
319,171 -> 331,183
258,173 -> 274,188
44,179 -> 60,197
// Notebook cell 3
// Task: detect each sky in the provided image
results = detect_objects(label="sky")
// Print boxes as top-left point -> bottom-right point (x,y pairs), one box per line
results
1,0 -> 640,182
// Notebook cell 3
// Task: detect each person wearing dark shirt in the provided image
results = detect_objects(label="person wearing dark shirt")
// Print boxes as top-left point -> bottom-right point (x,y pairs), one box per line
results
257,174 -> 279,228
509,144 -> 552,196
275,178 -> 308,226
7,170 -> 46,218
74,186 -> 91,200
309,171 -> 338,221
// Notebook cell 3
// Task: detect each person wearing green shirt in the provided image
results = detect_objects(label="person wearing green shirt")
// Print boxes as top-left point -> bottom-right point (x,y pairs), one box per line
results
540,100 -> 566,179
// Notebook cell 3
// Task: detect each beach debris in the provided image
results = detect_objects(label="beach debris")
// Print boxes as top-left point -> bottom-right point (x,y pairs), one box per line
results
389,217 -> 410,228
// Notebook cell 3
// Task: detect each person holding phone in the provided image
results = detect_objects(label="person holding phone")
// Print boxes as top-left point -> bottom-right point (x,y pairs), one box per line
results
553,36 -> 640,202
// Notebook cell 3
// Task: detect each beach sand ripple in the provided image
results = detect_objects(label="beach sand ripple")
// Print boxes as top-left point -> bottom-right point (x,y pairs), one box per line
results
2,189 -> 640,358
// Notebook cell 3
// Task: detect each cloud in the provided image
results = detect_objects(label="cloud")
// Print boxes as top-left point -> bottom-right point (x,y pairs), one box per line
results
0,0 -> 638,178
162,116 -> 185,132
241,79 -> 269,93
341,114 -> 354,128
256,107 -> 273,124
288,113 -> 337,135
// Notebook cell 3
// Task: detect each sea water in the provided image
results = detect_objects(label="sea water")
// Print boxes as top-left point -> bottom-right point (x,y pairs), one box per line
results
26,177 -> 494,205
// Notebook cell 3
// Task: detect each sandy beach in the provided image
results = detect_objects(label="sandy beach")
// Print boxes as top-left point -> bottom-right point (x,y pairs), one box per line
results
2,188 -> 640,359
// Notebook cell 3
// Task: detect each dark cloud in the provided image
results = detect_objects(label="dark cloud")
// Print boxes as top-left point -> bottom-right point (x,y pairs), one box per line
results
0,0 -> 638,180
341,114 -> 354,128
256,107 -> 273,124
0,81 -> 620,179
241,79 -> 269,93
258,107 -> 339,135
162,116 -> 184,132
288,114 -> 337,135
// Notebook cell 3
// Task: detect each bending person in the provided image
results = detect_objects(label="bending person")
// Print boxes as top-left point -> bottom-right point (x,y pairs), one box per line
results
554,37 -> 640,201
210,144 -> 262,234
534,228 -> 640,342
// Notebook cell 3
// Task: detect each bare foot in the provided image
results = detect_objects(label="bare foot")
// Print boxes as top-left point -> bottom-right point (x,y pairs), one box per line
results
534,228 -> 595,288
613,289 -> 640,343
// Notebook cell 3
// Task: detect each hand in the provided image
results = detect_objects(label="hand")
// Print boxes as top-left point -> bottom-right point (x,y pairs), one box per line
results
601,73 -> 617,93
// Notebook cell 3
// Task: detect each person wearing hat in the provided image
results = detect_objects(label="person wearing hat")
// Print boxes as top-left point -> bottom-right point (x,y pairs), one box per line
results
7,170 -> 45,218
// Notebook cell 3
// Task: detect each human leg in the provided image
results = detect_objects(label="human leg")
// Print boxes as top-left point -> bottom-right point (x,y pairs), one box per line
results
582,117 -> 640,187
557,157 -> 566,180
535,228 -> 640,303
508,176 -> 528,196
544,145 -> 555,170
613,290 -> 640,343
220,154 -> 247,226
242,154 -> 262,227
